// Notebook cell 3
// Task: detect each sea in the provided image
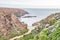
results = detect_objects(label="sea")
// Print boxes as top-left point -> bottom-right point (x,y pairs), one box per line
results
19,8 -> 60,30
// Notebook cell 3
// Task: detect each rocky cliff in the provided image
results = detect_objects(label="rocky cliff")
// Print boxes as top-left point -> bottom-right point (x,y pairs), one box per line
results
0,8 -> 28,39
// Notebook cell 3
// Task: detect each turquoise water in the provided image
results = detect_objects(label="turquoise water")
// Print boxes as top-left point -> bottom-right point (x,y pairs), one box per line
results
19,9 -> 60,26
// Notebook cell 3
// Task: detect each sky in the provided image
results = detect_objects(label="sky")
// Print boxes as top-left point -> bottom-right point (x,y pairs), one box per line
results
0,0 -> 60,8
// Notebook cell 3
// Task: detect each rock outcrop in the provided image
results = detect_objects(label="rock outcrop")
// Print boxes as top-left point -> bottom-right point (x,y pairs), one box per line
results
22,16 -> 37,18
0,8 -> 28,38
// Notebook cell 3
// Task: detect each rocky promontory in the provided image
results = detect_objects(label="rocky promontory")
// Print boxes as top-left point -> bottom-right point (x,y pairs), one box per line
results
22,16 -> 37,18
0,8 -> 28,38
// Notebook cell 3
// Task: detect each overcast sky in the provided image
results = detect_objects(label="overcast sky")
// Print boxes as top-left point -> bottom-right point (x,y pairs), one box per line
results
0,0 -> 60,8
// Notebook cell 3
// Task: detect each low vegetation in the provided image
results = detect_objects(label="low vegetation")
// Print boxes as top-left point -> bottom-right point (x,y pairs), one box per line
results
15,13 -> 60,40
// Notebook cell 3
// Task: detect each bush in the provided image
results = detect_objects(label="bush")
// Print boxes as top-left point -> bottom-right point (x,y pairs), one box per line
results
49,19 -> 56,25
0,37 -> 8,40
49,27 -> 60,40
20,33 -> 33,40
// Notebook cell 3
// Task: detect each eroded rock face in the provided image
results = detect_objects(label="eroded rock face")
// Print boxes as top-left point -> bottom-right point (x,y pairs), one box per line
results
11,14 -> 27,30
0,8 -> 28,37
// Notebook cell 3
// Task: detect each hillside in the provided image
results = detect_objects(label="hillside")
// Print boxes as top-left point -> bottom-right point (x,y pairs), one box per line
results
16,13 -> 60,40
0,8 -> 28,40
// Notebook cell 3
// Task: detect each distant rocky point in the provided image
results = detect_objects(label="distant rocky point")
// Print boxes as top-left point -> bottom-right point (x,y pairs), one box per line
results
32,13 -> 60,26
22,16 -> 37,18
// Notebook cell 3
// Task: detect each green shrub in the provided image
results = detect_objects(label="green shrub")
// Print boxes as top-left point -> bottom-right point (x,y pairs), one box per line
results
49,27 -> 60,40
49,19 -> 56,25
20,33 -> 33,40
38,29 -> 48,40
9,33 -> 18,38
0,37 -> 8,40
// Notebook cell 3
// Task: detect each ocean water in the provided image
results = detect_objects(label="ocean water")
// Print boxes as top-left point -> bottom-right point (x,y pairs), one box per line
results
19,9 -> 60,26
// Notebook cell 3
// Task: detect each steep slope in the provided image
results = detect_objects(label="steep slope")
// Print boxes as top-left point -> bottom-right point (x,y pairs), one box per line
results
17,13 -> 60,40
0,8 -> 28,40
31,13 -> 60,36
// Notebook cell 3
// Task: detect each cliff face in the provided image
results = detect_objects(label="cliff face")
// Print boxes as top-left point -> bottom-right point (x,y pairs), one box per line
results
0,8 -> 28,38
